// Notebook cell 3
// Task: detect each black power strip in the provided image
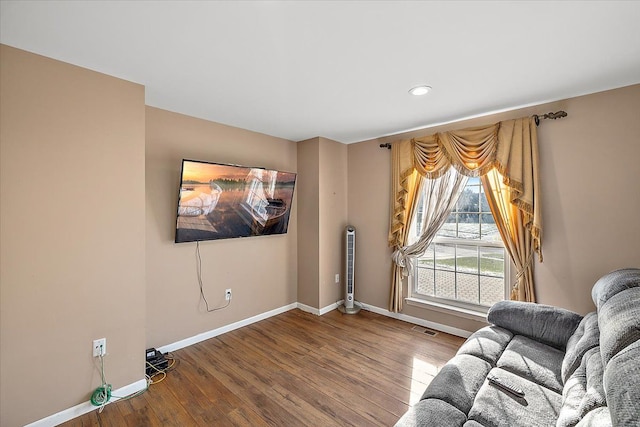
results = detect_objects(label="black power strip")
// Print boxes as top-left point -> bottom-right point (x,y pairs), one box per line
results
145,348 -> 169,376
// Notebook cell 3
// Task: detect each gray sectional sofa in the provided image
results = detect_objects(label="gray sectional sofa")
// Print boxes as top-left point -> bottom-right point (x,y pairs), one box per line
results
395,268 -> 640,427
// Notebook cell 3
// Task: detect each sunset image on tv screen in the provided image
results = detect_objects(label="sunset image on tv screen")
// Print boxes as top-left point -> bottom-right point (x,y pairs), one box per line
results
175,160 -> 296,243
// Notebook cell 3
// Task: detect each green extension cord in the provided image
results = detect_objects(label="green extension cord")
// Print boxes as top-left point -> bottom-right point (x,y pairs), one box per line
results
90,383 -> 112,406
91,352 -> 112,408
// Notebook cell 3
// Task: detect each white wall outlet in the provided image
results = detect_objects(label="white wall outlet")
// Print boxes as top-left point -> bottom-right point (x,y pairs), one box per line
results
225,289 -> 232,301
335,274 -> 340,284
93,338 -> 106,357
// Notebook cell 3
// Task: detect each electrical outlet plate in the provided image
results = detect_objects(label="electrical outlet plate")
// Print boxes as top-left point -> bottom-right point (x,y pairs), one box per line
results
93,338 -> 106,357
335,274 -> 340,283
225,289 -> 232,301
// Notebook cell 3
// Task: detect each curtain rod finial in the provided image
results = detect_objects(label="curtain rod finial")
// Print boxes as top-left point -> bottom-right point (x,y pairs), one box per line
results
535,110 -> 568,126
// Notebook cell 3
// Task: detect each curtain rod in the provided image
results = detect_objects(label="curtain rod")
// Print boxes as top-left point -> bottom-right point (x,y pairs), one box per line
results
533,110 -> 568,126
379,110 -> 569,149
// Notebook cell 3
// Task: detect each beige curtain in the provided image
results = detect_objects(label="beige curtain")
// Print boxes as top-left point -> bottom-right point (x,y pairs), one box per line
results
388,142 -> 422,312
482,169 -> 536,301
388,117 -> 541,312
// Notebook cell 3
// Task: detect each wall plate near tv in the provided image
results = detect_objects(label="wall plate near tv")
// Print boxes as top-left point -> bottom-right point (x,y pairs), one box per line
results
175,159 -> 296,243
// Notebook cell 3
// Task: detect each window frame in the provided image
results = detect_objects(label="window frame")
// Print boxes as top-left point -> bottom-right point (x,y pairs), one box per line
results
409,239 -> 510,314
408,177 -> 510,315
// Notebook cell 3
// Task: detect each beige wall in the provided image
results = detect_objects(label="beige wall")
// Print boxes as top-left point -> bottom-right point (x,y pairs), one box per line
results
534,84 -> 640,311
0,45 -> 146,427
145,107 -> 298,348
296,138 -> 320,307
318,138 -> 348,308
296,137 -> 348,309
346,141 -> 393,308
348,84 -> 640,331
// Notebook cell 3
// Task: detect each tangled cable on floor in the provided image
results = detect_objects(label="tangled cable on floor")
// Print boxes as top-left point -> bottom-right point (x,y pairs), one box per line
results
90,351 -> 178,414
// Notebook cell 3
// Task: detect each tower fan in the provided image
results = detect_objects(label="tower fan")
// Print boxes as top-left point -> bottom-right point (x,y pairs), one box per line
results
338,225 -> 362,314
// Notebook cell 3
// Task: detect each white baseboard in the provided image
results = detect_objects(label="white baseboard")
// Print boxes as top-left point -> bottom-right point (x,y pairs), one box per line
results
158,302 -> 298,353
362,303 -> 473,338
297,300 -> 342,316
299,299 -> 472,338
320,300 -> 341,315
25,379 -> 147,427
296,302 -> 320,315
28,299 -> 471,426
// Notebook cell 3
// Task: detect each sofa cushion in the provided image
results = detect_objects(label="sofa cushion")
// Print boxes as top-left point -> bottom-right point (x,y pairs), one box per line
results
456,326 -> 513,366
557,347 -> 606,427
603,340 -> 640,427
421,354 -> 492,415
562,312 -> 600,383
395,398 -> 467,427
574,407 -> 612,427
488,300 -> 583,350
467,367 -> 562,427
496,335 -> 564,393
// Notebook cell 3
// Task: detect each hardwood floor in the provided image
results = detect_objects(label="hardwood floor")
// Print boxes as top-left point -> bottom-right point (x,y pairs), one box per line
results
61,309 -> 465,426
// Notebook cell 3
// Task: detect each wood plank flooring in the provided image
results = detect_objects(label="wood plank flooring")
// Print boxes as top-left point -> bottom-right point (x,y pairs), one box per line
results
61,309 -> 464,426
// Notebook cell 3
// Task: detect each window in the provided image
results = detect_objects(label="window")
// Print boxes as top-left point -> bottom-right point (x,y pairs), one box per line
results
411,177 -> 507,312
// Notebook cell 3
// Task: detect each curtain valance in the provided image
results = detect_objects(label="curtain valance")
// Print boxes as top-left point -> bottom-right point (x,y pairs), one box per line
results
389,116 -> 542,261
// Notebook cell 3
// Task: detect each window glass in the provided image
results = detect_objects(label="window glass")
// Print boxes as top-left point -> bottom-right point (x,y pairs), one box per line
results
412,177 -> 507,310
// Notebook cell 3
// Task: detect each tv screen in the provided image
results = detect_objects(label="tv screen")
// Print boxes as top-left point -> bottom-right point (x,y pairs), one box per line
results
175,159 -> 296,243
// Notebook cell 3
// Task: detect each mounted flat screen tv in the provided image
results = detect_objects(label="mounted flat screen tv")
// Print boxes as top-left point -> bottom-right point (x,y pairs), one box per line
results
175,159 -> 296,243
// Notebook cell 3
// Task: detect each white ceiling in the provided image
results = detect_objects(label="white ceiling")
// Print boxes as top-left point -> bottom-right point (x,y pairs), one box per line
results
2,1 -> 639,144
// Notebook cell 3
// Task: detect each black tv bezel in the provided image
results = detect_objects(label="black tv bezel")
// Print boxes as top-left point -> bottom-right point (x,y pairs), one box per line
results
174,159 -> 296,244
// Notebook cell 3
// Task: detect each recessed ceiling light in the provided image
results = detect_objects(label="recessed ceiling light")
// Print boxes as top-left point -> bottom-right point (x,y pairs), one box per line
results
409,85 -> 432,96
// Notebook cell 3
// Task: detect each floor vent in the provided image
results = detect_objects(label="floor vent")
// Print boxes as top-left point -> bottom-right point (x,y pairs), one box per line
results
412,325 -> 438,336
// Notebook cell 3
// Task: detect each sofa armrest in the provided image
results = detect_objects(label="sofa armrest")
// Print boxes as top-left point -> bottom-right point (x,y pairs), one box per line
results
487,301 -> 583,350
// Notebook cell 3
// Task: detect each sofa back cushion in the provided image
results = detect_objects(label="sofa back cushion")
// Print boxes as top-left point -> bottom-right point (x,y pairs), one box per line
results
591,268 -> 640,427
488,301 -> 582,350
598,286 -> 640,366
604,340 -> 640,426
591,268 -> 640,310
592,268 -> 640,365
